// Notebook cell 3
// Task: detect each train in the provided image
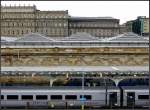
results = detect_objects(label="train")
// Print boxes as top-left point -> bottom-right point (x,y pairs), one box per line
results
1,85 -> 149,109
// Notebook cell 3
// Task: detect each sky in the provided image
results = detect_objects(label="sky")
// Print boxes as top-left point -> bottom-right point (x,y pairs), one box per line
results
1,1 -> 149,24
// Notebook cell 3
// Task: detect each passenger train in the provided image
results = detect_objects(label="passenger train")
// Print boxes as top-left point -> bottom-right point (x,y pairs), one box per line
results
1,86 -> 149,109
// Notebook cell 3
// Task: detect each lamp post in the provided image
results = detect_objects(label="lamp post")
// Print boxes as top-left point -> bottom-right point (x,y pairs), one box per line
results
49,72 -> 51,87
104,77 -> 108,107
81,71 -> 85,110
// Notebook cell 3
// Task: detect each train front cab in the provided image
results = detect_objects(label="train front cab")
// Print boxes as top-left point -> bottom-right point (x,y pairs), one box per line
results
107,86 -> 120,108
127,92 -> 135,107
121,86 -> 149,108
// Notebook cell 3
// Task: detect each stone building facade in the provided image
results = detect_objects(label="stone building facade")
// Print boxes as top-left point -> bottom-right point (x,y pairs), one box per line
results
69,17 -> 119,37
1,5 -> 119,37
124,16 -> 149,36
1,5 -> 69,37
119,23 -> 127,34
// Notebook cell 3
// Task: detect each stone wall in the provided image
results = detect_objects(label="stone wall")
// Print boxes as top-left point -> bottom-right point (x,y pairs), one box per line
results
1,54 -> 148,66
1,47 -> 149,66
1,47 -> 148,54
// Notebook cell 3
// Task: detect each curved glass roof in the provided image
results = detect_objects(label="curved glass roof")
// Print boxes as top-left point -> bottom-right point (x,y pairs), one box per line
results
1,36 -> 18,42
1,32 -> 149,48
61,32 -> 101,41
15,33 -> 55,42
1,66 -> 148,72
102,32 -> 148,42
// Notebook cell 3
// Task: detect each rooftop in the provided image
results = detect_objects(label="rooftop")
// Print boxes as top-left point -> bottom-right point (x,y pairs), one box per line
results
70,16 -> 119,20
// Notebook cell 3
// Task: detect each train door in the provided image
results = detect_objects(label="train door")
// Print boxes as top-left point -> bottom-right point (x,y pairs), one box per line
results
127,92 -> 135,107
109,92 -> 117,107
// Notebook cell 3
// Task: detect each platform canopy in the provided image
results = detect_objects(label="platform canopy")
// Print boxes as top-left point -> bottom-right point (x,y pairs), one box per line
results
1,66 -> 149,73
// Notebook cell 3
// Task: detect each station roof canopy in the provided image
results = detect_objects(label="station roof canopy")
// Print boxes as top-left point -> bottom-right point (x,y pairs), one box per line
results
1,38 -> 7,42
1,32 -> 149,48
102,32 -> 149,42
1,36 -> 18,42
15,33 -> 55,42
59,32 -> 101,41
1,66 -> 148,73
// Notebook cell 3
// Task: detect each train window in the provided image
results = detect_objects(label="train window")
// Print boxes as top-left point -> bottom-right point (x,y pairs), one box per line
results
80,95 -> 92,100
7,95 -> 18,100
138,95 -> 149,99
36,95 -> 48,100
22,95 -> 33,100
1,95 -> 4,100
65,95 -> 77,100
51,95 -> 62,100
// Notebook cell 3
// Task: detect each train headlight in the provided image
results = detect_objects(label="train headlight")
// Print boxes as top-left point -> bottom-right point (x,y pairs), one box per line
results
51,104 -> 54,108
70,103 -> 74,106
114,103 -> 118,106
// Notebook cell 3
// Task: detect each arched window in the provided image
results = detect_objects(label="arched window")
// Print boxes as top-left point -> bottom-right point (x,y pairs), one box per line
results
22,30 -> 24,34
12,30 -> 14,35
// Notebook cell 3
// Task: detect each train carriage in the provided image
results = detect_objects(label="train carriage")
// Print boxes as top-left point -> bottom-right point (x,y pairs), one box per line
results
1,86 -> 120,108
121,86 -> 149,108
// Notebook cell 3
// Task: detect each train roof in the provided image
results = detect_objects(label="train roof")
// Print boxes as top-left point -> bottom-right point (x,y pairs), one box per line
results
1,86 -> 120,91
1,66 -> 148,73
121,86 -> 149,90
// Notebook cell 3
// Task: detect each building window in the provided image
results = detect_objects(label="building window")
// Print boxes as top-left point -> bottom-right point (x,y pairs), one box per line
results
55,23 -> 57,27
22,30 -> 24,34
8,30 -> 10,35
12,30 -> 14,35
59,23 -> 62,27
17,30 -> 19,35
